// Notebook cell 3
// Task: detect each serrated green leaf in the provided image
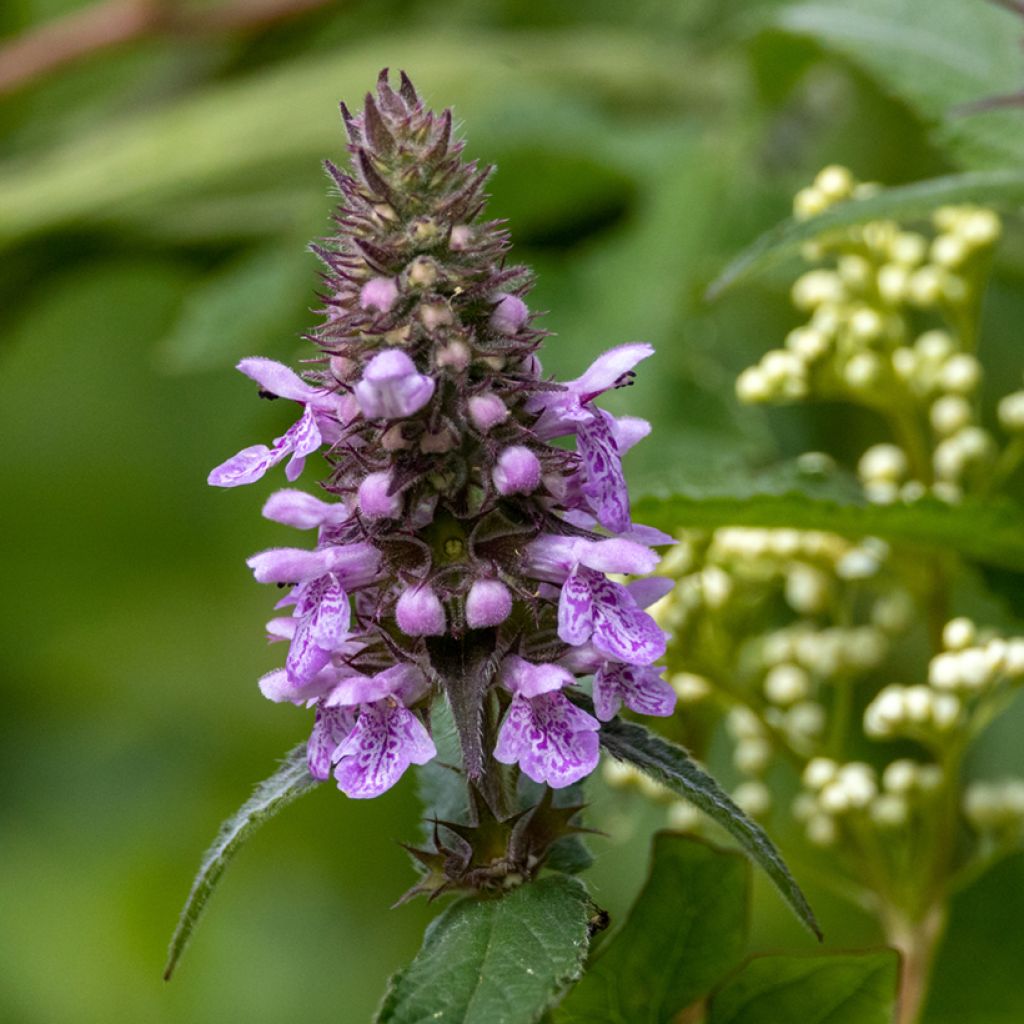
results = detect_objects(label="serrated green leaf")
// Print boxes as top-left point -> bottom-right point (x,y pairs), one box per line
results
765,0 -> 1024,168
375,875 -> 594,1024
555,834 -> 749,1024
632,487 -> 1024,572
708,949 -> 900,1024
163,744 -> 318,980
580,702 -> 820,940
708,170 -> 1024,298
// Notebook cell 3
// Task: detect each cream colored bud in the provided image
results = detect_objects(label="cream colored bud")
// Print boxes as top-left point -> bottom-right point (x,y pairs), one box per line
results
804,757 -> 839,791
702,566 -> 732,608
863,220 -> 898,253
904,685 -> 933,723
958,209 -> 1001,247
943,617 -> 977,651
838,255 -> 872,290
934,437 -> 967,481
792,792 -> 818,822
889,231 -> 927,265
931,480 -> 963,504
839,763 -> 878,807
865,481 -> 899,505
929,652 -> 960,691
916,330 -> 955,362
858,444 -> 908,483
727,706 -> 763,741
931,693 -> 961,730
877,264 -> 910,304
930,394 -> 973,436
883,760 -> 920,794
957,648 -> 992,691
819,782 -> 851,814
734,738 -> 773,776
872,590 -> 914,633
1004,639 -> 1024,676
794,187 -> 828,220
786,701 -> 826,739
733,781 -> 772,817
785,565 -> 830,615
764,663 -> 812,706
768,528 -> 802,558
736,367 -> 770,403
917,765 -> 944,792
931,233 -> 968,268
836,548 -> 880,580
815,165 -> 854,200
671,672 -> 712,703
849,307 -> 885,341
761,349 -> 806,387
667,800 -> 703,832
844,352 -> 882,391
602,758 -> 639,788
786,326 -> 830,361
939,354 -> 982,394
998,391 -> 1024,432
792,270 -> 845,310
891,347 -> 918,381
908,266 -> 944,305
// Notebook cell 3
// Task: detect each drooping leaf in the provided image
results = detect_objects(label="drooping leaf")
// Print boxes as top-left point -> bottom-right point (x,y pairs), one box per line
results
579,701 -> 821,940
163,744 -> 318,980
707,170 -> 1024,298
708,949 -> 900,1024
632,487 -> 1024,574
375,875 -> 594,1024
555,834 -> 749,1024
765,0 -> 1024,168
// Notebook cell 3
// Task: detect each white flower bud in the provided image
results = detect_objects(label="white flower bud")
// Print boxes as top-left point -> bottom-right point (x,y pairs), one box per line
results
931,233 -> 968,268
916,330 -> 955,362
931,693 -> 961,730
819,782 -> 851,814
957,647 -> 992,690
1004,638 -> 1024,676
917,765 -> 944,792
761,349 -> 806,386
908,266 -> 945,305
792,270 -> 845,310
667,800 -> 703,832
764,663 -> 812,706
671,672 -> 712,703
843,352 -> 882,391
864,481 -> 899,505
943,617 -> 976,651
877,263 -> 910,304
815,165 -> 855,200
998,391 -> 1024,433
930,394 -> 972,436
786,326 -> 830,361
794,186 -> 828,220
958,209 -> 1001,247
904,685 -> 933,723
733,781 -> 772,817
785,565 -> 830,615
838,255 -> 872,289
889,231 -> 927,265
858,444 -> 908,483
934,437 -> 967,481
849,307 -> 885,341
734,738 -> 773,776
839,762 -> 878,807
872,591 -> 914,633
727,706 -> 763,741
891,347 -> 918,381
803,757 -> 839,791
864,687 -> 906,737
883,759 -> 920,794
939,354 -> 982,394
836,548 -> 880,580
928,652 -> 960,690
931,480 -> 963,504
701,566 -> 733,608
602,759 -> 639,788
786,701 -> 826,740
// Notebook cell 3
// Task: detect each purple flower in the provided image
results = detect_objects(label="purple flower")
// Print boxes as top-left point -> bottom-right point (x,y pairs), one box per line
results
209,359 -> 348,487
592,662 -> 676,721
493,656 -> 600,788
490,293 -> 529,335
395,584 -> 446,636
468,393 -> 508,432
354,349 -> 435,419
358,471 -> 402,519
359,276 -> 399,313
492,445 -> 541,495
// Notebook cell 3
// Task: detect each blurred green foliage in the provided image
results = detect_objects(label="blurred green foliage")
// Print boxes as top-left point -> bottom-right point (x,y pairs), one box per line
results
2,0 -> 1023,1021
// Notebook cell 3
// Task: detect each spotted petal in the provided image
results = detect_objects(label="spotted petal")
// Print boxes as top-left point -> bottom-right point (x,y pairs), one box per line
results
307,705 -> 357,779
588,573 -> 666,665
593,663 -> 677,721
208,444 -> 283,488
494,692 -> 600,788
333,701 -> 436,798
577,409 -> 630,533
557,566 -> 594,646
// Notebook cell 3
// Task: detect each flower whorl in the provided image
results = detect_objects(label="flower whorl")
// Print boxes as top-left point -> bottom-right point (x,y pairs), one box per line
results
210,70 -> 674,801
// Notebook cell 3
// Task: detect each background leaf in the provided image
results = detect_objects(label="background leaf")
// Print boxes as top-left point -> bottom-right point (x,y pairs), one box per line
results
708,170 -> 1024,298
375,874 -> 593,1024
555,834 -> 749,1024
708,949 -> 900,1024
163,744 -> 318,980
578,700 -> 821,941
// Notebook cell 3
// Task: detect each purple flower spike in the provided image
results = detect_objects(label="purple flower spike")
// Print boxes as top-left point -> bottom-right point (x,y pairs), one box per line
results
358,471 -> 402,519
333,701 -> 437,798
466,578 -> 513,628
396,584 -> 446,636
593,662 -> 677,721
493,445 -> 541,495
354,349 -> 435,419
489,293 -> 528,335
359,276 -> 399,313
214,73 -> 668,807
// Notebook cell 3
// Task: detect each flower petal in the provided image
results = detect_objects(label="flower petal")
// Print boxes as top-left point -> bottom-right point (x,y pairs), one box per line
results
569,343 -> 654,404
333,701 -> 436,798
557,567 -> 594,646
307,705 -> 357,780
208,444 -> 283,488
588,574 -> 666,665
494,692 -> 600,788
262,490 -> 350,529
577,409 -> 631,533
593,663 -> 676,721
238,357 -> 318,403
499,655 -> 574,698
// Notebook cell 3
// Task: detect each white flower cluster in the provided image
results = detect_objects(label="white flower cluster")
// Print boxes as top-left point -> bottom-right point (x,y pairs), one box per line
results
794,756 -> 942,846
739,168 -> 1021,507
863,683 -> 961,740
929,617 -> 1024,695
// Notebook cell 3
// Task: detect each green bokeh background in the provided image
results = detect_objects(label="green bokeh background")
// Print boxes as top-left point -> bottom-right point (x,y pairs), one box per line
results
1,1 -> 1022,1021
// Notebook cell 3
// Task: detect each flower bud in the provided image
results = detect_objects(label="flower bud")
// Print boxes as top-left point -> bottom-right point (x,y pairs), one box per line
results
492,445 -> 541,495
465,578 -> 513,628
358,471 -> 402,519
396,584 -> 446,636
489,293 -> 529,335
359,276 -> 399,313
355,349 -> 435,419
468,393 -> 509,432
